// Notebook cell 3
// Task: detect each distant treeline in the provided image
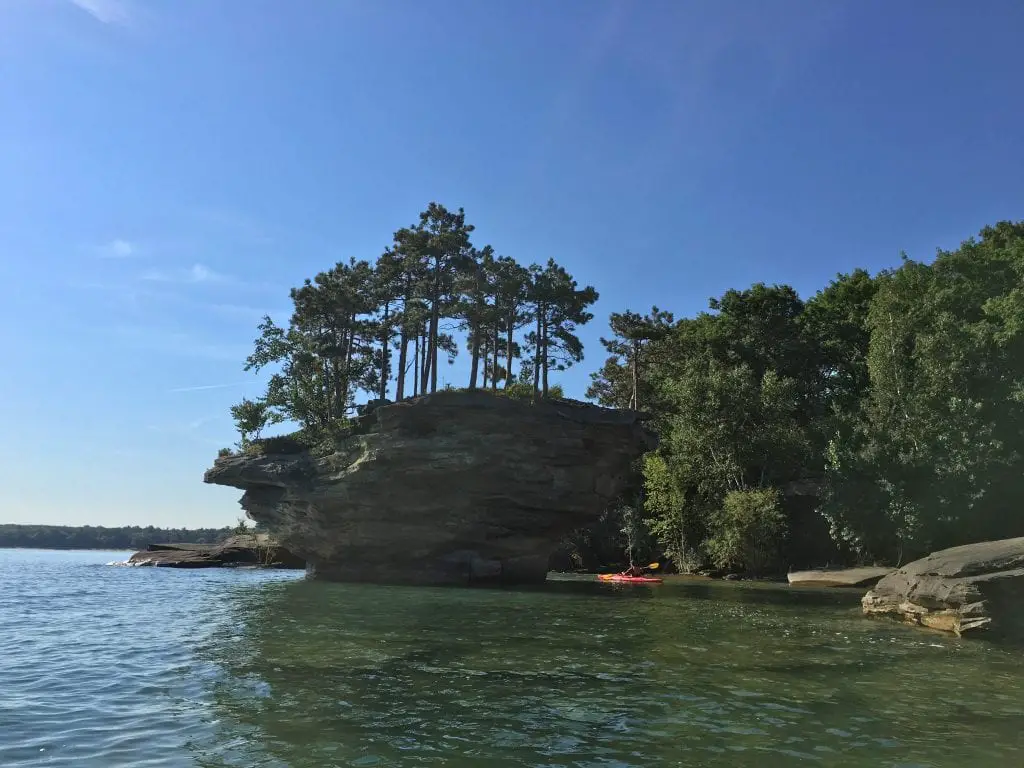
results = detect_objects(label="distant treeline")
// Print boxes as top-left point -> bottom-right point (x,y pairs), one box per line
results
0,524 -> 234,551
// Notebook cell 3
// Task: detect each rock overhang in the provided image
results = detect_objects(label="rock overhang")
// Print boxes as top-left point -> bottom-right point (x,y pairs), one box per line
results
205,391 -> 657,586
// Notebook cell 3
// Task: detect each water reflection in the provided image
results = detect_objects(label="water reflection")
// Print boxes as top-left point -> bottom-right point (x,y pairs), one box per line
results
195,577 -> 1024,767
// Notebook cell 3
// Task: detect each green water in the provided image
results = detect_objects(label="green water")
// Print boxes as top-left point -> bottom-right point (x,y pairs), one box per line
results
2,550 -> 1022,767
207,575 -> 1024,767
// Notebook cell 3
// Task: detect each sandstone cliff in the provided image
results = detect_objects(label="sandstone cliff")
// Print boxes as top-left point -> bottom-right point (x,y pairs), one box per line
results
862,537 -> 1024,639
204,391 -> 657,585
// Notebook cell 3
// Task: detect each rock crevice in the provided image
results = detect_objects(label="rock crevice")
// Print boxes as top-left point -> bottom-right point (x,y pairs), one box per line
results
204,392 -> 657,586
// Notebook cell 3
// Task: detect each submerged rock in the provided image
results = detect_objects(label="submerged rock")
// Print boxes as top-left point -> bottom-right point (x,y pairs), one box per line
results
128,534 -> 304,569
861,537 -> 1024,639
204,391 -> 657,586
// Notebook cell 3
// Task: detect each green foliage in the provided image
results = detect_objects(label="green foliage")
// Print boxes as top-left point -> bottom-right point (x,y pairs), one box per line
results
586,306 -> 674,410
217,447 -> 234,458
230,397 -> 275,448
822,221 -> 1024,561
524,259 -> 599,397
583,219 -> 1024,573
235,202 -> 597,442
705,489 -> 787,576
502,381 -> 565,400
643,453 -> 704,573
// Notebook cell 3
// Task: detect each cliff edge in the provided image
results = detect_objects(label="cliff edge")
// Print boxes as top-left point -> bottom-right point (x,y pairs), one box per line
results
204,391 -> 657,586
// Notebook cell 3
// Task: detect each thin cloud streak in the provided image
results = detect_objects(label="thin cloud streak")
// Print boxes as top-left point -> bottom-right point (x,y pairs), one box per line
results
109,326 -> 250,362
167,382 -> 249,393
68,0 -> 130,25
97,238 -> 135,258
142,263 -> 232,285
209,302 -> 290,322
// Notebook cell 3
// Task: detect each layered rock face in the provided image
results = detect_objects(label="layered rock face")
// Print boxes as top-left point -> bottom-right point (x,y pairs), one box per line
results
204,392 -> 657,586
862,537 -> 1024,639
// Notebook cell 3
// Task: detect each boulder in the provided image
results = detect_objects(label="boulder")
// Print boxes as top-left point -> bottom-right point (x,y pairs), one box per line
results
203,391 -> 657,586
128,534 -> 305,569
861,537 -> 1024,639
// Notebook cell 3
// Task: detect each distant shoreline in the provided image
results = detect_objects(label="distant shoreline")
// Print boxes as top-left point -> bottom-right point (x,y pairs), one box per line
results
0,524 -> 235,552
0,546 -> 136,552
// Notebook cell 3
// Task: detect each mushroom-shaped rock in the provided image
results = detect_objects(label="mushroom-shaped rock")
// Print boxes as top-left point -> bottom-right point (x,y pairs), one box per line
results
205,391 -> 657,586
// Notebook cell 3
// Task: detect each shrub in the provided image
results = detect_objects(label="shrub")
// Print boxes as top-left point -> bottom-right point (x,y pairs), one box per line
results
498,382 -> 565,400
217,447 -> 234,458
705,488 -> 786,576
246,432 -> 310,455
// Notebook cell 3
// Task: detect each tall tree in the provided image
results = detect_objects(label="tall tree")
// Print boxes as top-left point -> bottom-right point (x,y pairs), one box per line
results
391,226 -> 430,400
525,259 -> 598,398
493,256 -> 532,391
456,245 -> 496,389
417,203 -> 475,394
587,307 -> 674,410
371,248 -> 404,401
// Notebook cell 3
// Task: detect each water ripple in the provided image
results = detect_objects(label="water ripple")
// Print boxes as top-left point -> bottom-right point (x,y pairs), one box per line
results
2,550 -> 1023,767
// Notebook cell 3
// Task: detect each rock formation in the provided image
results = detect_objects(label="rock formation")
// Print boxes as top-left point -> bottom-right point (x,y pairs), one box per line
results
862,537 -> 1024,639
127,535 -> 304,569
787,566 -> 892,588
204,391 -> 657,586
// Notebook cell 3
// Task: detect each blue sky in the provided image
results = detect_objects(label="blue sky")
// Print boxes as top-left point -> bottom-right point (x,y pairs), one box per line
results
2,0 -> 1022,528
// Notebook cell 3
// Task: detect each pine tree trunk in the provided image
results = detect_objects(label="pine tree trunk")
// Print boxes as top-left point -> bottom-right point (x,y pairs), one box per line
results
420,320 -> 432,395
533,309 -> 542,399
379,303 -> 390,401
505,316 -> 515,390
332,329 -> 347,419
491,324 -> 500,390
631,342 -> 638,410
541,313 -> 549,397
428,267 -> 441,394
428,309 -> 439,394
396,322 -> 408,401
412,332 -> 420,397
341,314 -> 357,415
469,329 -> 480,389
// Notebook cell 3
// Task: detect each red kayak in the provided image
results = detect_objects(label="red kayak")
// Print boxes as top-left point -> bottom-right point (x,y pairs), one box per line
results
598,573 -> 663,584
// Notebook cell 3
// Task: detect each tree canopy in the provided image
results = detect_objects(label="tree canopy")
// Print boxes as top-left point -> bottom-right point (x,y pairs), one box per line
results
585,220 -> 1024,573
231,202 -> 598,448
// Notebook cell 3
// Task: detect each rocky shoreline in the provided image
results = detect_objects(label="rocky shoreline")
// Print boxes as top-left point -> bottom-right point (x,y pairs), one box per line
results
862,537 -> 1024,640
127,534 -> 304,570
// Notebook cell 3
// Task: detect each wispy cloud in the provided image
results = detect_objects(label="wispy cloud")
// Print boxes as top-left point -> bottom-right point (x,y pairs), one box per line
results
109,326 -> 250,362
97,238 -> 135,258
186,207 -> 274,246
209,303 -> 289,322
146,415 -> 231,448
168,382 -> 249,394
68,0 -> 130,25
142,263 -> 232,285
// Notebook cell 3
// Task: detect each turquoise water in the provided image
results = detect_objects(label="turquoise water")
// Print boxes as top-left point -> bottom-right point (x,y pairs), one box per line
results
1,549 -> 1022,767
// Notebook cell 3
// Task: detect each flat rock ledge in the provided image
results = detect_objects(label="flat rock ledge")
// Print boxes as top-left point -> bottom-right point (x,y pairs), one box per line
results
787,567 -> 892,588
127,534 -> 304,569
204,391 -> 657,586
862,537 -> 1024,639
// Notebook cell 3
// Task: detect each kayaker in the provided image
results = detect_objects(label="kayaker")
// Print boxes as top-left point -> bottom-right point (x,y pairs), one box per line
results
621,563 -> 646,578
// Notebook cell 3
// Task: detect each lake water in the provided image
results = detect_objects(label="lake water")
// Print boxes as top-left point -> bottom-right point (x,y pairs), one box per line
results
1,549 -> 1022,767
